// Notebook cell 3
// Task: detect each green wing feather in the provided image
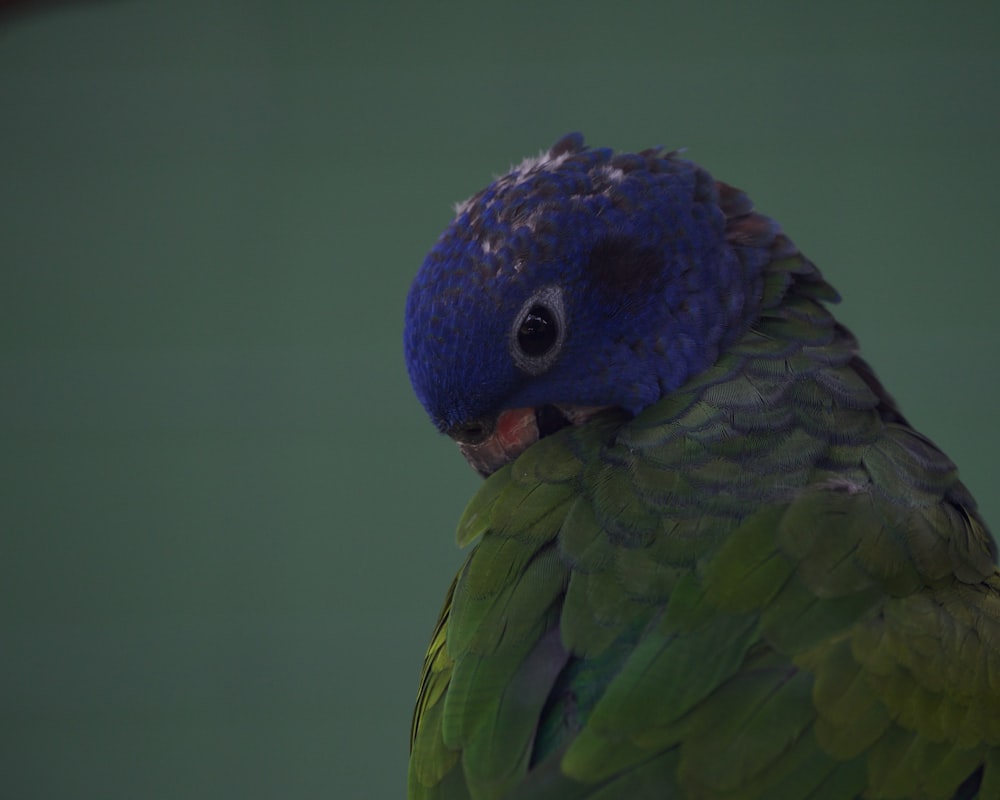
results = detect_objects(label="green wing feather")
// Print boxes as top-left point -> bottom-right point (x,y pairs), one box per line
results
408,201 -> 1000,799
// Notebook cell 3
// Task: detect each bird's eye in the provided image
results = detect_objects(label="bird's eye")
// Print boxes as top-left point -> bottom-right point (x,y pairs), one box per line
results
518,306 -> 557,356
510,286 -> 565,375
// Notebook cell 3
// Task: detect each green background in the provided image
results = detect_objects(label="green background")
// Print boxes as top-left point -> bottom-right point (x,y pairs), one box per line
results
2,2 -> 997,797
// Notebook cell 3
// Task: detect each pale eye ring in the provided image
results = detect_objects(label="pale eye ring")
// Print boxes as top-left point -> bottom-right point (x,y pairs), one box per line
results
510,286 -> 565,374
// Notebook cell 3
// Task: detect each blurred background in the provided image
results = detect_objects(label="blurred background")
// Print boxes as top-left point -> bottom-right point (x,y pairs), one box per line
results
2,1 -> 997,797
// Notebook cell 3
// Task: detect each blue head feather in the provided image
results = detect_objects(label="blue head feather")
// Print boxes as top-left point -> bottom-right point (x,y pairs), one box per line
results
404,133 -> 773,434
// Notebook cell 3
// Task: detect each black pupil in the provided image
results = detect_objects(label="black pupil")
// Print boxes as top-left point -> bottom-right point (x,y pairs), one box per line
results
518,305 -> 557,356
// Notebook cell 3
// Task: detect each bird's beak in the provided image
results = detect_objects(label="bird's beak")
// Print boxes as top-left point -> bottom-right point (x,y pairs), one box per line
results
453,404 -> 611,477
456,407 -> 540,477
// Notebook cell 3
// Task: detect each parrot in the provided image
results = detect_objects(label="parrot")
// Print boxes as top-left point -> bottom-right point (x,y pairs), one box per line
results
402,133 -> 1000,799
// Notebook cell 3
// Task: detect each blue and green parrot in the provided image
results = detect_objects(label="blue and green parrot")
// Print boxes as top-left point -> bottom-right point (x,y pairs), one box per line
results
402,134 -> 1000,799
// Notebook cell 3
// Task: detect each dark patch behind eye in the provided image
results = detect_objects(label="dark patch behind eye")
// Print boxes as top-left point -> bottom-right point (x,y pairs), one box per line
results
587,235 -> 664,296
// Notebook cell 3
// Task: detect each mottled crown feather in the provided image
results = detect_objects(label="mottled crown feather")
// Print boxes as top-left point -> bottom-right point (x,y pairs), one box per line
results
447,133 -> 695,283
404,134 -> 793,433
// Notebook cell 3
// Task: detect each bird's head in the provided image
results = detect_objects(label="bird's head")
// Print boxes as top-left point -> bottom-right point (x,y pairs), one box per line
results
404,134 -> 772,475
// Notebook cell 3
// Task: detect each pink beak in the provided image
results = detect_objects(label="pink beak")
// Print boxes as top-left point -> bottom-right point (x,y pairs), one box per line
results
456,405 -> 611,476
